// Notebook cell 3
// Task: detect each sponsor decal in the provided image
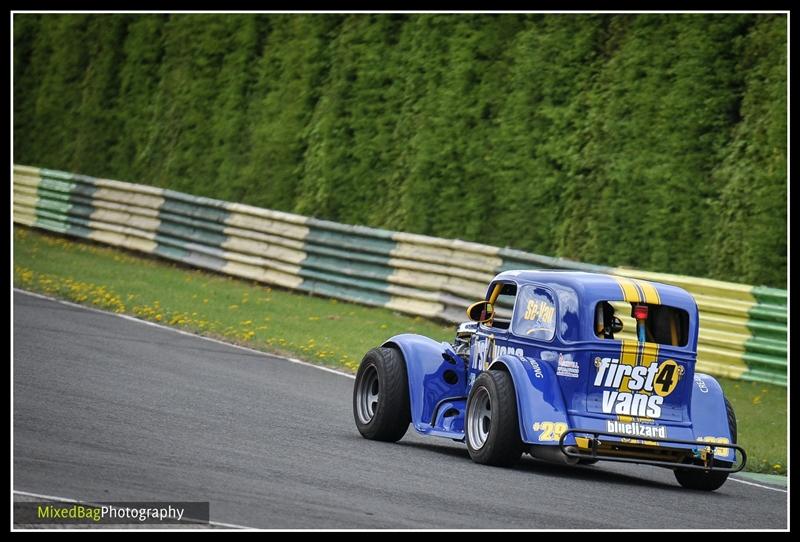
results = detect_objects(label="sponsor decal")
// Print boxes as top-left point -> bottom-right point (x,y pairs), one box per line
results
523,298 -> 555,324
471,338 -> 523,371
594,357 -> 681,418
526,357 -> 544,379
607,420 -> 667,439
694,375 -> 709,393
556,353 -> 579,378
471,338 -> 491,370
495,345 -> 524,358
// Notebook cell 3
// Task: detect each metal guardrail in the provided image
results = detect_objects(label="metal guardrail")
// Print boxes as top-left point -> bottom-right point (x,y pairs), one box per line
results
12,164 -> 787,386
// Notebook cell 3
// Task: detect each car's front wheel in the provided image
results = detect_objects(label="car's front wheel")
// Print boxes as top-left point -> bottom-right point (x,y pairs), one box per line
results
353,347 -> 410,442
465,370 -> 524,467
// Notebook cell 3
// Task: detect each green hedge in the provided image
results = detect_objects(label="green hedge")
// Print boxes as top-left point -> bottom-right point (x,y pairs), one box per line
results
13,13 -> 787,287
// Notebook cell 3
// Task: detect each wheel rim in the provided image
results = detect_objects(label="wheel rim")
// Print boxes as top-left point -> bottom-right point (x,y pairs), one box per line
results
468,386 -> 492,450
356,364 -> 380,424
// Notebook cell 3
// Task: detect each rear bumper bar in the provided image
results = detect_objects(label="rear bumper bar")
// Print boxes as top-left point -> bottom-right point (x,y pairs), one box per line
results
559,428 -> 747,473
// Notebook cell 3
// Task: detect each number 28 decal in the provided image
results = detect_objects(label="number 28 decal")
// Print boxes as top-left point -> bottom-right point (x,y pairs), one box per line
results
533,421 -> 568,441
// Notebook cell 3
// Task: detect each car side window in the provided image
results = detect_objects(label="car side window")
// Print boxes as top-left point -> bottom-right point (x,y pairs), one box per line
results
486,282 -> 517,330
512,285 -> 557,341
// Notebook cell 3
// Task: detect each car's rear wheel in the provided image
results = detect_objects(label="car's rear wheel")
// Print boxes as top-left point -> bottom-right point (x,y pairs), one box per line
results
674,396 -> 737,491
353,347 -> 410,442
466,370 -> 523,467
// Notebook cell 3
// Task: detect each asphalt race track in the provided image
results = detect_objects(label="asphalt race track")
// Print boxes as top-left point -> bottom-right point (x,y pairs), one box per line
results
13,291 -> 788,529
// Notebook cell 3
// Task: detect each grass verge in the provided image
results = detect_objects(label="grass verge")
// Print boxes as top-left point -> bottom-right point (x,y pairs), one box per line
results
12,226 -> 786,475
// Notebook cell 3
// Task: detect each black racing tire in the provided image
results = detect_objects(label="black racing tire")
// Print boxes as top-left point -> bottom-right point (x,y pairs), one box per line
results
465,370 -> 524,467
578,459 -> 599,465
353,347 -> 411,442
674,396 -> 737,491
726,395 -> 738,442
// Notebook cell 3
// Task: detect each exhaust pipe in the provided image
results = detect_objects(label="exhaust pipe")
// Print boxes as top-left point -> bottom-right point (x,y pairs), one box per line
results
529,444 -> 580,465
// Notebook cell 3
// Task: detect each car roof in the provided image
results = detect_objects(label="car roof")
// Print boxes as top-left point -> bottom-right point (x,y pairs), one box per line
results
492,270 -> 698,313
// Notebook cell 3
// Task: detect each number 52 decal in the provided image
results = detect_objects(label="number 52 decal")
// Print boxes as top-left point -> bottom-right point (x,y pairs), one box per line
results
699,436 -> 732,458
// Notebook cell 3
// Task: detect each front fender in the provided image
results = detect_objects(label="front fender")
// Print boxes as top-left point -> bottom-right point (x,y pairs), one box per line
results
383,334 -> 467,432
488,355 -> 570,444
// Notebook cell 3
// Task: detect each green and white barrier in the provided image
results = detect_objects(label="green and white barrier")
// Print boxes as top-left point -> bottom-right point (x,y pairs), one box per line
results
13,164 -> 787,386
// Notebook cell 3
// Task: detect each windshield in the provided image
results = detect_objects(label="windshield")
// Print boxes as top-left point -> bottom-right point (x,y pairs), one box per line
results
511,285 -> 556,341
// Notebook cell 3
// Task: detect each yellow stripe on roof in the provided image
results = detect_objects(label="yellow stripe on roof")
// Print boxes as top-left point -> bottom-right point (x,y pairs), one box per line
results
615,277 -> 642,302
634,279 -> 661,305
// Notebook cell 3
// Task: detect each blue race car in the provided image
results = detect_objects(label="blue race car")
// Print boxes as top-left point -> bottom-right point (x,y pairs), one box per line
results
353,270 -> 745,491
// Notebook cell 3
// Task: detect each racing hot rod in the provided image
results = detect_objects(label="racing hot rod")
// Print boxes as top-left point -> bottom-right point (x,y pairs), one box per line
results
353,270 -> 745,491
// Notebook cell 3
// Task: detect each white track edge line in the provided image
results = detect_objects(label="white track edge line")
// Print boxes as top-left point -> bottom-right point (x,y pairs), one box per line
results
12,490 -> 255,529
14,288 -> 356,380
727,477 -> 788,493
